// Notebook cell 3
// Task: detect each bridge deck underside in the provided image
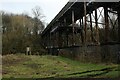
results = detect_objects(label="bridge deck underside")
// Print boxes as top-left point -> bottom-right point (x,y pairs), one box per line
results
42,2 -> 119,36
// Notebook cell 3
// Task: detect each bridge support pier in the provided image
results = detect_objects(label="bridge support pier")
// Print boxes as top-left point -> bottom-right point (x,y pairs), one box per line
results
66,29 -> 69,46
81,18 -> 84,44
89,13 -> 94,43
104,6 -> 109,43
95,9 -> 99,44
72,10 -> 75,45
84,2 -> 87,44
118,7 -> 120,42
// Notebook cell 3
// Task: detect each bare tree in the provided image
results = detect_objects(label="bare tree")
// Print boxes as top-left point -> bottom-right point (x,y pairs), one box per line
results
32,6 -> 45,35
32,6 -> 45,20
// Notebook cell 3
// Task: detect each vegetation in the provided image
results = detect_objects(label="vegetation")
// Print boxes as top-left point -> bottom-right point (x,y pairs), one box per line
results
2,54 -> 119,78
1,6 -> 46,55
1,5 -> 119,79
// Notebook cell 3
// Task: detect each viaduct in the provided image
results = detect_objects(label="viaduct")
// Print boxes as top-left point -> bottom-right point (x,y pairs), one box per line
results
42,1 -> 120,63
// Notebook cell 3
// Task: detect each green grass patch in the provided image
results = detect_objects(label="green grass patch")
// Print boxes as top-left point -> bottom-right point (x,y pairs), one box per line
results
2,54 -> 119,78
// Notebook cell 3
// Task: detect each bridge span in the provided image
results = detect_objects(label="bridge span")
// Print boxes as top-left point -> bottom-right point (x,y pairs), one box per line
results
42,1 -> 120,63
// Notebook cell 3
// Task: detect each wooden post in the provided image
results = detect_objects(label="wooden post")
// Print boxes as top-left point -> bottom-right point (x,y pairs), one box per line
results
104,6 -> 109,43
72,10 -> 75,45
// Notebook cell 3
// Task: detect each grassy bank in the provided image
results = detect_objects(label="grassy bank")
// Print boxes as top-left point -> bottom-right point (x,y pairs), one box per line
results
2,54 -> 119,78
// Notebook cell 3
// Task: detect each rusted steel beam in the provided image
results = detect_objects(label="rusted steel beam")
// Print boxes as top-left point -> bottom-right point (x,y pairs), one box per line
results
63,17 -> 69,46
58,30 -> 62,48
118,8 -> 120,42
50,31 -> 52,48
84,1 -> 87,44
79,18 -> 84,44
89,13 -> 94,42
58,22 -> 62,48
64,18 -> 66,26
80,19 -> 82,27
95,9 -> 99,44
81,17 -> 84,44
72,10 -> 75,45
48,32 -> 51,47
57,32 -> 59,47
108,10 -> 117,14
66,31 -> 69,46
55,32 -> 57,47
86,20 -> 105,25
104,6 -> 109,43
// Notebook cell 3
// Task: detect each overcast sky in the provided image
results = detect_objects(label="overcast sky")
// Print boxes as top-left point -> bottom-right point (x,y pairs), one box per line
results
0,0 -> 69,24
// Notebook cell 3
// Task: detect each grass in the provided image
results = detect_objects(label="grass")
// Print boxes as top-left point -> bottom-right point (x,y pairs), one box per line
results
2,54 -> 120,78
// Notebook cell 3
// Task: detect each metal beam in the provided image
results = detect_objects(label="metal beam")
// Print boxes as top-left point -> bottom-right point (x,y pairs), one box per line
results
81,18 -> 84,44
104,6 -> 109,43
86,20 -> 105,25
84,1 -> 87,44
95,9 -> 99,44
108,10 -> 117,14
64,18 -> 66,26
118,7 -> 120,42
72,10 -> 75,45
89,13 -> 94,42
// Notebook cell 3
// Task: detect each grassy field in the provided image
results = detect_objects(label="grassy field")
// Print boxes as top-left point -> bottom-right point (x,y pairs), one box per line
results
2,54 -> 120,78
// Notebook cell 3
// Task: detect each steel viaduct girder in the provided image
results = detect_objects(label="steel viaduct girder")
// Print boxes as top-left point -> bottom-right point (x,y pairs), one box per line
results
42,2 -> 120,50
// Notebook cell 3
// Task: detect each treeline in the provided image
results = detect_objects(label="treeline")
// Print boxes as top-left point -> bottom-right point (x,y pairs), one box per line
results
2,7 -> 46,55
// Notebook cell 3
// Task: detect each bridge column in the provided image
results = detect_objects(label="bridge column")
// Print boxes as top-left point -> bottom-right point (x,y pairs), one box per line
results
72,10 -> 75,46
50,30 -> 54,48
66,29 -> 69,46
79,19 -> 81,44
79,19 -> 81,28
64,18 -> 69,46
47,32 -> 50,54
118,7 -> 120,42
49,31 -> 52,54
104,6 -> 109,43
54,32 -> 57,47
84,2 -> 87,44
89,13 -> 94,43
81,17 -> 84,44
95,9 -> 99,44
79,18 -> 84,44
50,31 -> 51,47
58,25 -> 62,48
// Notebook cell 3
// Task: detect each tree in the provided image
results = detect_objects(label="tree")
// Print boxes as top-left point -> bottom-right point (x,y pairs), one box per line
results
2,12 -> 34,54
32,6 -> 45,35
100,13 -> 118,43
2,8 -> 46,55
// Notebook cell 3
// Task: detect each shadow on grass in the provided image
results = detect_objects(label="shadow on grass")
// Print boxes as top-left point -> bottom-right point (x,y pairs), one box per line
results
65,67 -> 118,78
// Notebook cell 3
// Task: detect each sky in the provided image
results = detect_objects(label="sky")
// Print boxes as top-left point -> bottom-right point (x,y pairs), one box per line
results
0,0 -> 69,24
